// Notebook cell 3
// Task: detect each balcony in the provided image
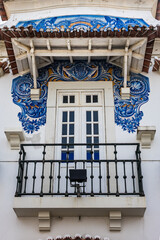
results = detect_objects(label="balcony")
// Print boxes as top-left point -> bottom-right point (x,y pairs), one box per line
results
13,143 -> 146,218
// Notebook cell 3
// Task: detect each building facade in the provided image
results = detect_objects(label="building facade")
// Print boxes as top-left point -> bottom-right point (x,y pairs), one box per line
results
0,1 -> 160,240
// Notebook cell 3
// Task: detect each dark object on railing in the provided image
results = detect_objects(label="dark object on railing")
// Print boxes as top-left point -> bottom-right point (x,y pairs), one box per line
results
15,143 -> 144,197
69,169 -> 87,183
69,169 -> 87,197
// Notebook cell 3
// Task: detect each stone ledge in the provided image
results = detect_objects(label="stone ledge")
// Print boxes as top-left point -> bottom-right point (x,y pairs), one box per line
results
13,196 -> 146,217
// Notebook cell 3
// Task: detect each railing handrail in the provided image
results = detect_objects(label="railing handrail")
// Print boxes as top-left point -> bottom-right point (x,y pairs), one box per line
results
18,159 -> 140,163
20,142 -> 140,147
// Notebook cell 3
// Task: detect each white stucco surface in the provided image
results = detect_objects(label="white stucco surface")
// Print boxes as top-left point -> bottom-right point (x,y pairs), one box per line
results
115,70 -> 160,161
0,73 -> 46,162
0,68 -> 160,240
1,6 -> 160,28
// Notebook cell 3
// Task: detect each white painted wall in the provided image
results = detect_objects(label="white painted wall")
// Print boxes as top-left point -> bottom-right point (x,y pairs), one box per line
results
0,70 -> 160,240
116,70 -> 160,161
4,0 -> 158,19
0,73 -> 46,162
2,5 -> 160,28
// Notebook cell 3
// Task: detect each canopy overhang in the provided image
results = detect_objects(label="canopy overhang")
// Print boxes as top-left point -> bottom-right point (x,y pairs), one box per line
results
12,37 -> 147,75
0,25 -> 156,74
0,15 -> 157,99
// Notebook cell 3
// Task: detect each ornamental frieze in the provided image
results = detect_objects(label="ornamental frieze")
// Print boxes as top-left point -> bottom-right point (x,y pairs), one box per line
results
11,61 -> 150,134
16,15 -> 148,32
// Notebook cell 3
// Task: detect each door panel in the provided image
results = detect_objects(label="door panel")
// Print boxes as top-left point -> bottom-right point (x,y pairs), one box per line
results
54,90 -> 106,195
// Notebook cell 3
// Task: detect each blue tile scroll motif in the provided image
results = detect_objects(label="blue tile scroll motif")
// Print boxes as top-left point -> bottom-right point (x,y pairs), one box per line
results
113,68 -> 150,132
11,70 -> 48,133
16,15 -> 149,32
11,61 -> 150,134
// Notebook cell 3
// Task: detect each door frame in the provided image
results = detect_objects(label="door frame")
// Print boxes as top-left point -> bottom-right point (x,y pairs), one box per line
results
55,90 -> 106,162
45,81 -> 116,144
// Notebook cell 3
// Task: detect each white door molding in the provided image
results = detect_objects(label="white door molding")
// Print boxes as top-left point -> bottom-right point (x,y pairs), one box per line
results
45,81 -> 115,144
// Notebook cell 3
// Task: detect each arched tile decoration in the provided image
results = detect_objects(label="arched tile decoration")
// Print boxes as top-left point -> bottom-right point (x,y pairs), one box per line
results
16,15 -> 149,32
11,61 -> 150,134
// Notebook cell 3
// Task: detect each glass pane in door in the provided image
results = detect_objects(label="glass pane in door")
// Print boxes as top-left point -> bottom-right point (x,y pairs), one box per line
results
85,110 -> 100,160
61,110 -> 75,161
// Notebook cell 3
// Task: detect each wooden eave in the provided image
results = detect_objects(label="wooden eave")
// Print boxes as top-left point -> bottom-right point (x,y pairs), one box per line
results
0,0 -> 8,21
0,25 -> 157,75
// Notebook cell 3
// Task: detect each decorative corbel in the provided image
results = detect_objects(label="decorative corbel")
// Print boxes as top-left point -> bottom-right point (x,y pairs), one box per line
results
109,211 -> 122,231
137,126 -> 156,149
4,129 -> 25,150
38,211 -> 51,231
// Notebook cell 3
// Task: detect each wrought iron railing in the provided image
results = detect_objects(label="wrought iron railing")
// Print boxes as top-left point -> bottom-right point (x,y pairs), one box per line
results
15,143 -> 144,197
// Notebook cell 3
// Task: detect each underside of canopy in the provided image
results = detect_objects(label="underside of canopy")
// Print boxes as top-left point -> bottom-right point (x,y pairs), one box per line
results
0,15 -> 157,77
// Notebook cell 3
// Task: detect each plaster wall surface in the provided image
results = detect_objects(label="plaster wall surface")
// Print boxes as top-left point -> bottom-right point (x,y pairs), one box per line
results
115,70 -> 160,161
0,71 -> 160,240
0,73 -> 46,162
4,0 -> 158,18
2,5 -> 159,28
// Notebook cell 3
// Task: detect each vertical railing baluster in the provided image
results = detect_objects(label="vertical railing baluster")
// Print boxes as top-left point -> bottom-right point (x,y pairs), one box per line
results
15,147 -> 23,196
49,161 -> 53,194
131,161 -> 136,194
136,144 -> 144,196
83,159 -> 86,194
65,144 -> 69,196
40,145 -> 46,197
21,146 -> 26,194
99,160 -> 102,194
90,144 -> 94,196
123,161 -> 127,194
114,144 -> 119,196
107,160 -> 110,195
32,161 -> 37,194
57,160 -> 61,194
23,161 -> 28,194
74,159 -> 77,194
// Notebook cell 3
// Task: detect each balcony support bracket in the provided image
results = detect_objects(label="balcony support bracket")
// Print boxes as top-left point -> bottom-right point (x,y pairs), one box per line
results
4,129 -> 24,150
38,211 -> 51,231
109,211 -> 122,231
137,126 -> 156,149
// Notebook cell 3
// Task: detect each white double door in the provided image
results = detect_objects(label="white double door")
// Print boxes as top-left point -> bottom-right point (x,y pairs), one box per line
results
54,90 -> 107,194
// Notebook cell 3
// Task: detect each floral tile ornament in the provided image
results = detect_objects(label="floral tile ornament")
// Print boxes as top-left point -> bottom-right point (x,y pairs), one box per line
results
11,61 -> 150,134
113,68 -> 150,132
16,15 -> 149,32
